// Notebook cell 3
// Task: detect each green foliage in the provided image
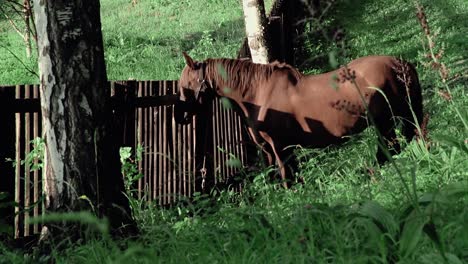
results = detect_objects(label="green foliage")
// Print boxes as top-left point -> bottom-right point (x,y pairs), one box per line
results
27,211 -> 109,237
21,137 -> 45,171
120,145 -> 144,195
99,0 -> 246,81
0,192 -> 15,236
0,0 -> 467,262
119,145 -> 145,222
1,137 -> 44,238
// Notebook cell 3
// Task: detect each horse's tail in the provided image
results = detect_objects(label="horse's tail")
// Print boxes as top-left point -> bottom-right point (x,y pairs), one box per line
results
397,59 -> 424,140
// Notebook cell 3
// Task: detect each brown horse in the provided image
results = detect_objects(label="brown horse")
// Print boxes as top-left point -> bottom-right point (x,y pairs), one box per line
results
174,52 -> 423,188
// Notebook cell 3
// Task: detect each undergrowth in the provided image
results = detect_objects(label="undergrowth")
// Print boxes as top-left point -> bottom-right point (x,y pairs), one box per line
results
0,0 -> 466,263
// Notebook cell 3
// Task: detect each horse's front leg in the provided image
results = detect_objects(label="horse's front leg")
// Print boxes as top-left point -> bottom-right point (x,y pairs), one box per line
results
258,131 -> 296,188
280,147 -> 302,185
245,126 -> 274,167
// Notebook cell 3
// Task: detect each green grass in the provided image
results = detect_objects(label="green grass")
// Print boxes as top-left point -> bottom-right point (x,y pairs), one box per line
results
100,0 -> 250,81
1,0 -> 467,263
0,0 -> 274,84
0,23 -> 38,85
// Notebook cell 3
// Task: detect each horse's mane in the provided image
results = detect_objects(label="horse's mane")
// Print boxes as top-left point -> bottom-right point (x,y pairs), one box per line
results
204,58 -> 303,99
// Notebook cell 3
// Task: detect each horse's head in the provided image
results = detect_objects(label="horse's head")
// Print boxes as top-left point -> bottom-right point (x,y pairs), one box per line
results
174,52 -> 214,125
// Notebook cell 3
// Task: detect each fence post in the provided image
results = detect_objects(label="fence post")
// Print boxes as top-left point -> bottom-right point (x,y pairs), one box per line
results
0,86 -> 15,239
113,81 -> 137,147
111,80 -> 138,200
194,100 -> 214,194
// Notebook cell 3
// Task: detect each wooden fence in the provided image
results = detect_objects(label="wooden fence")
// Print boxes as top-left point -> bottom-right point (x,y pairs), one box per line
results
0,80 -> 250,238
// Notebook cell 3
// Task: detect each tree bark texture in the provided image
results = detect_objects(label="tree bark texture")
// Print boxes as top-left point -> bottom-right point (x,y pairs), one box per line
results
0,88 -> 15,238
238,0 -> 320,66
33,0 -> 135,236
242,0 -> 271,64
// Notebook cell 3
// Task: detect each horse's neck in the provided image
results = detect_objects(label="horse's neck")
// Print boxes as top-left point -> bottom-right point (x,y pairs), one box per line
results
206,58 -> 269,103
208,70 -> 245,101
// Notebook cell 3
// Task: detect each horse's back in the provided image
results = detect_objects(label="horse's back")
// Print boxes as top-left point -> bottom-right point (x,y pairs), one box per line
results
291,55 -> 421,138
348,55 -> 403,81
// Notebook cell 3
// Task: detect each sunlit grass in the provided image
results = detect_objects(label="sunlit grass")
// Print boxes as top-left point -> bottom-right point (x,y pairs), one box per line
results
0,0 -> 276,84
0,0 -> 466,262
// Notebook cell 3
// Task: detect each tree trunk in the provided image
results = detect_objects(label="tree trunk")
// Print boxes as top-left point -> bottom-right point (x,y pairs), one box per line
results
23,0 -> 32,58
0,87 -> 15,240
33,0 -> 136,238
242,0 -> 271,64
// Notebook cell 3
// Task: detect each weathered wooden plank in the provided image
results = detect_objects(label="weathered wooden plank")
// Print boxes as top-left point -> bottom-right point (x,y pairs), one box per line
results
137,83 -> 143,199
162,81 -> 168,205
11,94 -> 178,114
24,85 -> 31,237
32,85 -> 40,234
157,81 -> 163,204
152,81 -> 158,201
143,82 -> 149,201
14,86 -> 22,239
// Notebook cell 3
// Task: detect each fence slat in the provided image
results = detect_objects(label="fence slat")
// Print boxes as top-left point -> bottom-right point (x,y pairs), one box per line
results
157,81 -> 163,204
14,86 -> 22,239
24,85 -> 31,237
162,81 -> 168,205
171,82 -> 177,203
148,81 -> 153,202
214,98 -> 222,181
32,85 -> 40,234
137,83 -> 143,199
153,82 -> 158,202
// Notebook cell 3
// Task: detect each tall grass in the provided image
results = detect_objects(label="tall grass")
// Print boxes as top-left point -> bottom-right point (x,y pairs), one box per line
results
0,0 -> 467,263
0,0 -> 275,85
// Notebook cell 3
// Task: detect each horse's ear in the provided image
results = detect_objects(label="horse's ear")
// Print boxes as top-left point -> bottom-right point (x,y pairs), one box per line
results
182,52 -> 195,69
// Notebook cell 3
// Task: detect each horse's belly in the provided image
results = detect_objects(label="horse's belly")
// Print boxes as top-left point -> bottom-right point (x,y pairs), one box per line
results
326,113 -> 368,137
260,114 -> 345,148
253,102 -> 368,149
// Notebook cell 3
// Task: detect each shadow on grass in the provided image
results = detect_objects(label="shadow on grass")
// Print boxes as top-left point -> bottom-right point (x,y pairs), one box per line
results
295,0 -> 426,72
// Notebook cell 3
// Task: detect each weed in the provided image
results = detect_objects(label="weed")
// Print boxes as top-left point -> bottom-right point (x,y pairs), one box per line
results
119,145 -> 145,223
0,0 -> 466,262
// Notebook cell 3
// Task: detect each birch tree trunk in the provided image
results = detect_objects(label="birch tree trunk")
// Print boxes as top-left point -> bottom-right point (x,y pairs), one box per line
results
242,0 -> 271,64
33,0 -> 136,238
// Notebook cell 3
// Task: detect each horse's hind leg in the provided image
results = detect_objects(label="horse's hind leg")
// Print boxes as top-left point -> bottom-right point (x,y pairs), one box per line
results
402,89 -> 424,142
399,59 -> 424,142
376,89 -> 423,164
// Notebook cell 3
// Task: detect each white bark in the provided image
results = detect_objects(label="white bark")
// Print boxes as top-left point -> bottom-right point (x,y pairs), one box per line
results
242,0 -> 270,64
33,1 -> 66,207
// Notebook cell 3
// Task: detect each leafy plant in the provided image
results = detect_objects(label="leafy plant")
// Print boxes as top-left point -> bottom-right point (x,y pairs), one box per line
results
21,137 -> 45,171
119,145 -> 145,223
120,145 -> 144,195
1,0 -> 467,262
